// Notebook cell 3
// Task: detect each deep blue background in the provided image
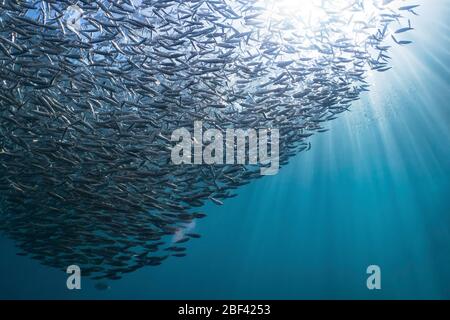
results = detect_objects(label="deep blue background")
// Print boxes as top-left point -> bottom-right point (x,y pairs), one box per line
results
0,0 -> 449,299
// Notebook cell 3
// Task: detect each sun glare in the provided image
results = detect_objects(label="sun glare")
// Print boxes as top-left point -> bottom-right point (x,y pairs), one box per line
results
263,0 -> 327,26
258,0 -> 404,35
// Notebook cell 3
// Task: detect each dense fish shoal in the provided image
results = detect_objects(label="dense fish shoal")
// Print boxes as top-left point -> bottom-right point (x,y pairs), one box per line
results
0,0 -> 418,280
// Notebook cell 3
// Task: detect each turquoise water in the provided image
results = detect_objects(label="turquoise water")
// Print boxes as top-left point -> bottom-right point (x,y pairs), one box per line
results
0,0 -> 449,299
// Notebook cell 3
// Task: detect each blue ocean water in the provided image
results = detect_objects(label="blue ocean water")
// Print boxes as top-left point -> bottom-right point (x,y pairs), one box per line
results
0,0 -> 449,299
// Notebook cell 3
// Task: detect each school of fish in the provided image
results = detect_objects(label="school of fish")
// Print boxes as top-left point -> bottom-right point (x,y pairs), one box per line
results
0,0 -> 418,281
